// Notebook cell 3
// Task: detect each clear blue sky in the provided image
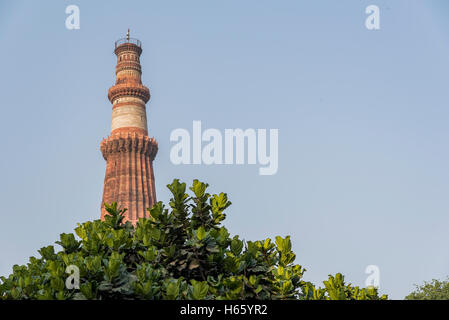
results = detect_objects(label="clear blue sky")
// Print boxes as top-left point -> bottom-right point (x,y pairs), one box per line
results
1,0 -> 449,299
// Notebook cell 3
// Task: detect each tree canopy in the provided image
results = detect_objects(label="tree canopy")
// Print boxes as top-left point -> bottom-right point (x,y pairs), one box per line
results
406,278 -> 449,300
0,179 -> 387,300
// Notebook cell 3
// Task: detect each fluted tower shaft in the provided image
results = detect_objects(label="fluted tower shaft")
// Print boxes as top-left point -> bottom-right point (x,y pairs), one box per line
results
100,34 -> 158,224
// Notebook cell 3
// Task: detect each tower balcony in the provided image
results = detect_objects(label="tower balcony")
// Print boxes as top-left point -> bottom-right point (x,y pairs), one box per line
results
114,38 -> 142,56
108,83 -> 150,103
115,37 -> 141,48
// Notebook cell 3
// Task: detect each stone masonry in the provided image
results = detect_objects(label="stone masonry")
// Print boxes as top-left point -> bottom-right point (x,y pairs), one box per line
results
100,32 -> 158,224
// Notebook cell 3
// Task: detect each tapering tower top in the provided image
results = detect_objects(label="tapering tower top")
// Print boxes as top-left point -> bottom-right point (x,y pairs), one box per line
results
107,31 -> 150,136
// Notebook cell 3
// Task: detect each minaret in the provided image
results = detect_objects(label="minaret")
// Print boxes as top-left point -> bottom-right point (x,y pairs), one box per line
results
100,31 -> 158,224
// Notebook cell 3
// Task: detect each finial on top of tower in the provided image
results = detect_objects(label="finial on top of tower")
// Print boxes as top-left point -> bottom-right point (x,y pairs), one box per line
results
126,29 -> 130,41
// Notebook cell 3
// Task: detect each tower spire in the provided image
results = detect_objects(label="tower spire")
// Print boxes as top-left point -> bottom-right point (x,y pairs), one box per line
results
100,34 -> 158,224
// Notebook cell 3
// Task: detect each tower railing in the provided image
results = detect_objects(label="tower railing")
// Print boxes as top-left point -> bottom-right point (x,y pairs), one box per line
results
115,38 -> 142,48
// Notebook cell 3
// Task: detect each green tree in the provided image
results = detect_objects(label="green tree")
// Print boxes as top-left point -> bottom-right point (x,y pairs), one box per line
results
406,278 -> 449,300
0,179 -> 387,300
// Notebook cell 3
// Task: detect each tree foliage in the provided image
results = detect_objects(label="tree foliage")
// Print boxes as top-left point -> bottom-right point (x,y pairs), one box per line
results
405,278 -> 449,300
0,179 -> 387,300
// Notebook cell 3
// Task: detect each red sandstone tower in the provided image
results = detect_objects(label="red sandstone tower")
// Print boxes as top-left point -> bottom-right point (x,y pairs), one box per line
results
100,31 -> 158,224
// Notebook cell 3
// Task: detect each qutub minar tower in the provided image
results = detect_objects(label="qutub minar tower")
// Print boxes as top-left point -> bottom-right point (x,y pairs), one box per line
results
100,30 -> 158,224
